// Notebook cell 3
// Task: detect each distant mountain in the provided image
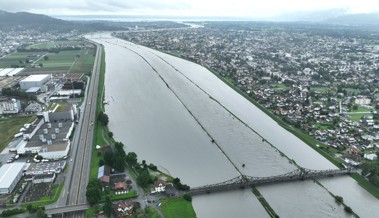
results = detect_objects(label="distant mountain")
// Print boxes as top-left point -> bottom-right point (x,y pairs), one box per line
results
0,10 -> 121,33
325,12 -> 379,26
272,8 -> 348,22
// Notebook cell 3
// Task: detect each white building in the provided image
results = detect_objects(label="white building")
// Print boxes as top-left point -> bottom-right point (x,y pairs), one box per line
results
32,174 -> 56,184
19,74 -> 52,92
153,179 -> 166,193
0,98 -> 21,115
0,163 -> 25,194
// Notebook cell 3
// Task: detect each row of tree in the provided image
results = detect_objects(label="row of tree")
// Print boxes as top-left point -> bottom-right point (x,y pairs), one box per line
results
2,88 -> 37,101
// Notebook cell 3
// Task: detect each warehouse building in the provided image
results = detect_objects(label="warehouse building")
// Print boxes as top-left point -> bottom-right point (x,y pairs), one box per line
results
0,98 -> 21,115
19,74 -> 52,92
0,163 -> 25,194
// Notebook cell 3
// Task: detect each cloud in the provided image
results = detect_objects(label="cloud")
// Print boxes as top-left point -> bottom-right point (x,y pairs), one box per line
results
0,0 -> 190,14
1,0 -> 379,17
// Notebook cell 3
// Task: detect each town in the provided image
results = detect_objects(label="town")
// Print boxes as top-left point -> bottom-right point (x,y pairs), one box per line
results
0,17 -> 195,218
0,10 -> 379,218
115,22 -> 379,185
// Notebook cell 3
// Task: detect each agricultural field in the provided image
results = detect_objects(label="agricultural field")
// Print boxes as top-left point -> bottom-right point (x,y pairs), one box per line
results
1,40 -> 96,75
24,40 -> 85,50
0,52 -> 46,68
69,48 -> 96,74
25,41 -> 56,50
0,115 -> 36,151
23,48 -> 94,74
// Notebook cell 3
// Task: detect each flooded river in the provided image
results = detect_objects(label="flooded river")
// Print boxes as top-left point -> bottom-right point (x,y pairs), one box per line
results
88,34 -> 378,218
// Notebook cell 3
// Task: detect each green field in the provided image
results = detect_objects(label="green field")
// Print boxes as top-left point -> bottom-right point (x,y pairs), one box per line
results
25,40 -> 84,50
1,40 -> 95,74
29,49 -> 95,74
0,116 -> 36,151
310,86 -> 336,94
0,52 -> 46,68
70,48 -> 96,74
160,197 -> 196,218
25,41 -> 56,50
36,50 -> 81,68
349,113 -> 372,121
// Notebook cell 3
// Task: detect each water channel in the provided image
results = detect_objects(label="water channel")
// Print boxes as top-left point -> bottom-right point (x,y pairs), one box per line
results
88,34 -> 378,218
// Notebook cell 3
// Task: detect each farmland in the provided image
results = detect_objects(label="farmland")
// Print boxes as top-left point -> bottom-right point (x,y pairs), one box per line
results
0,115 -> 36,151
1,40 -> 95,75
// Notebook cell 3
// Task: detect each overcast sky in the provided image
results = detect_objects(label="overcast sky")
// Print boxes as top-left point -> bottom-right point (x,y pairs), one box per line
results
1,0 -> 379,17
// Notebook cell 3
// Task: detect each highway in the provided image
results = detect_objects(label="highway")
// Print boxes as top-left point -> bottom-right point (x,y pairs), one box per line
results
46,42 -> 102,218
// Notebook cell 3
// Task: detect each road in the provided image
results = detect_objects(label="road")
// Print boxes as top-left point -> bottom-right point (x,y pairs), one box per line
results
46,43 -> 102,218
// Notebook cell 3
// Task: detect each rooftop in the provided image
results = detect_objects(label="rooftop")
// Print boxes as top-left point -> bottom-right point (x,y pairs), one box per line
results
0,163 -> 25,189
21,74 -> 50,82
26,160 -> 66,175
26,121 -> 73,148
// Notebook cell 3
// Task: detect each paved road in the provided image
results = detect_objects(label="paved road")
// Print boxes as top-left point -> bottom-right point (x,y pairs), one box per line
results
46,43 -> 102,218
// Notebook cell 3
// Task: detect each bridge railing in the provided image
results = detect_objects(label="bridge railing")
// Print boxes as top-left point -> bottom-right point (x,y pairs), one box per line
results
188,167 -> 355,195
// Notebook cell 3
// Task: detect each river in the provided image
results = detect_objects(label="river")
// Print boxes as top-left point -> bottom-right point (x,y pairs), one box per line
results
88,34 -> 378,218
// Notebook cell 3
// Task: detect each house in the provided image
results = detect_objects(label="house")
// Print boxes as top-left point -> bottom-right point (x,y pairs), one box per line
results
153,179 -> 166,193
165,183 -> 175,196
114,181 -> 128,191
98,165 -> 111,186
364,153 -> 378,161
114,200 -> 134,217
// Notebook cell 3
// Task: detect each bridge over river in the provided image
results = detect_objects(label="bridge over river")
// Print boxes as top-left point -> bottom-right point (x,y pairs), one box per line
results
188,167 -> 356,195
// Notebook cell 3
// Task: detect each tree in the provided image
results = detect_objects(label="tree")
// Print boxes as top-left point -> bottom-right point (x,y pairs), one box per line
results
104,150 -> 114,166
26,204 -> 34,213
43,55 -> 49,61
125,152 -> 138,166
108,131 -> 113,138
103,195 -> 113,218
335,195 -> 343,204
35,208 -> 47,218
39,63 -> 43,67
86,179 -> 102,205
137,170 -> 151,188
36,155 -> 43,161
113,155 -> 125,172
183,194 -> 192,202
98,159 -> 105,166
148,163 -> 157,171
98,111 -> 109,126
344,206 -> 353,213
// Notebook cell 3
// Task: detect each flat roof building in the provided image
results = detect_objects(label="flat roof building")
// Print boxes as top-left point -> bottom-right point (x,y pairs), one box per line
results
19,74 -> 51,91
0,163 -> 25,194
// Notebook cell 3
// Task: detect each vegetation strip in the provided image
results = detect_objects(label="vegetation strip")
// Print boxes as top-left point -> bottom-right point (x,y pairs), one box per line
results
251,187 -> 279,218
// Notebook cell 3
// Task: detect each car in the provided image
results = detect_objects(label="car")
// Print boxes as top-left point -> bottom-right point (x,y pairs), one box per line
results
70,159 -> 73,162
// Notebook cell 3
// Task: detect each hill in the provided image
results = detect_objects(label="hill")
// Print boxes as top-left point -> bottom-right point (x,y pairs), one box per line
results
0,10 -> 120,33
325,12 -> 379,26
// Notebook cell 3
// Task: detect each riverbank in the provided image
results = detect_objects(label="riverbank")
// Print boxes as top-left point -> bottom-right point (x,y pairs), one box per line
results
159,50 -> 379,199
88,42 -> 197,218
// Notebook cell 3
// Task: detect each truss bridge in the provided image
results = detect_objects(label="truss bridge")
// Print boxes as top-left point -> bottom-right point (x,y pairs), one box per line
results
188,168 -> 355,195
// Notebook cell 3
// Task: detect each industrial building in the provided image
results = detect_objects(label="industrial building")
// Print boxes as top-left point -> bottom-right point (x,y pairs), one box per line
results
16,105 -> 77,159
19,74 -> 52,92
0,163 -> 25,194
0,98 -> 21,115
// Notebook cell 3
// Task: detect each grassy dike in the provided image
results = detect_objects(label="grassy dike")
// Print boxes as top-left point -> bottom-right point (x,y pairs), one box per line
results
89,45 -> 106,180
252,187 -> 279,218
